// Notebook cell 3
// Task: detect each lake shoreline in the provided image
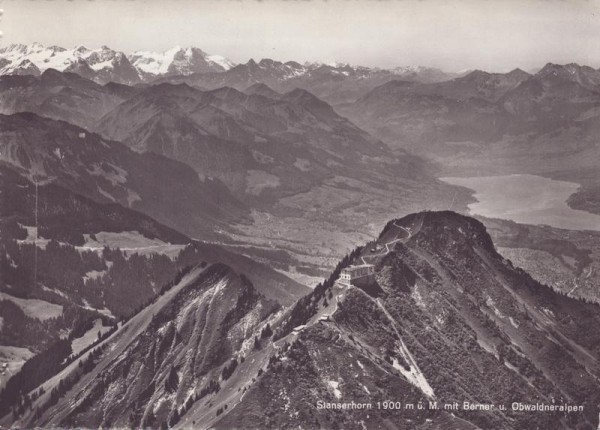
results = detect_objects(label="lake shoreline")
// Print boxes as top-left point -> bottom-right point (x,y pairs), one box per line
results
440,174 -> 600,232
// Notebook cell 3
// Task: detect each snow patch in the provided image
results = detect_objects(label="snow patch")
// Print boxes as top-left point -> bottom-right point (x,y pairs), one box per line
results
206,54 -> 235,70
245,170 -> 280,195
541,307 -> 555,318
326,380 -> 342,399
392,357 -> 434,398
292,324 -> 307,334
87,163 -> 128,187
16,225 -> 49,249
97,187 -> 116,202
81,299 -> 114,318
486,296 -> 505,319
293,158 -> 311,172
411,284 -> 426,309
83,269 -> 107,283
41,285 -> 68,299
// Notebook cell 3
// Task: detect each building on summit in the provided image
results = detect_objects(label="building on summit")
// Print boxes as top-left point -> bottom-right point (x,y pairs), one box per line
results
337,264 -> 375,287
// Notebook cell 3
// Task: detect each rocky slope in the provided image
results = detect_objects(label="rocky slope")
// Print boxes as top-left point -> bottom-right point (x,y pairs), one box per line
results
2,264 -> 280,429
215,211 -> 600,429
7,212 -> 600,429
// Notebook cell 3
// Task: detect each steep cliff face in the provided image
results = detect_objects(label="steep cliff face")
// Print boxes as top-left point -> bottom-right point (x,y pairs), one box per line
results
9,263 -> 278,429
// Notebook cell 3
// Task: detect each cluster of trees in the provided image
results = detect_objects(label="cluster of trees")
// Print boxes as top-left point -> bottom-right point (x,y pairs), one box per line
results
0,300 -> 60,350
0,234 -> 205,353
0,310 -> 121,418
65,322 -> 118,367
2,221 -> 200,318
254,323 -> 274,350
221,358 -> 238,381
42,345 -> 106,413
24,344 -> 107,423
89,248 -> 200,317
0,339 -> 72,417
215,404 -> 228,417
1,239 -> 105,301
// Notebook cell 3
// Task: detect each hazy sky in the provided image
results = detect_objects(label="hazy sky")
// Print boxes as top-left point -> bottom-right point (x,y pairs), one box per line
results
1,0 -> 599,72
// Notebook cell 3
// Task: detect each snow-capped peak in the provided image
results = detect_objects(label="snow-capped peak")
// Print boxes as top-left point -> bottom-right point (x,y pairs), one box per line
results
0,42 -> 235,83
206,54 -> 235,71
129,45 -> 235,77
0,42 -> 140,81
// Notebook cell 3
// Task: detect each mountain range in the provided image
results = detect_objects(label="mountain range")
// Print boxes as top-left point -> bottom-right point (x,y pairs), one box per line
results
338,62 -> 600,217
0,43 -> 462,103
0,67 -> 463,283
0,112 -> 247,239
340,62 -> 600,147
0,43 -> 233,85
0,67 -> 428,202
155,58 -> 463,105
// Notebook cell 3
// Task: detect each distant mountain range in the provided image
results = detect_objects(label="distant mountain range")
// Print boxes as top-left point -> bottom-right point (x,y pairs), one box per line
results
0,43 -> 463,103
340,62 -> 600,152
0,43 -> 233,85
338,62 -> 600,217
0,69 -> 435,209
155,58 -> 464,105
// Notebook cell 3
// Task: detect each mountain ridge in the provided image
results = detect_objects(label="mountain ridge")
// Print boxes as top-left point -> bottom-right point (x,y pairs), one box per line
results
7,211 -> 600,429
0,42 -> 462,97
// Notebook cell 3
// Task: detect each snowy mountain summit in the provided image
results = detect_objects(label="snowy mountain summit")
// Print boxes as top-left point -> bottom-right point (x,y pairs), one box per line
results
0,43 -> 235,84
129,45 -> 234,79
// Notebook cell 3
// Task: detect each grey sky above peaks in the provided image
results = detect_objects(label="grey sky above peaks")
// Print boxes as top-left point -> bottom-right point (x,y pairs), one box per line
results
2,0 -> 599,73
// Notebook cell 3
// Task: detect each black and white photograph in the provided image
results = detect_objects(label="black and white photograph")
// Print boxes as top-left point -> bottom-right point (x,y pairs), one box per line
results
1,0 -> 600,428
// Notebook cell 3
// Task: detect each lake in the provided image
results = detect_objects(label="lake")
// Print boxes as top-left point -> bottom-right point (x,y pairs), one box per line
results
440,174 -> 600,231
